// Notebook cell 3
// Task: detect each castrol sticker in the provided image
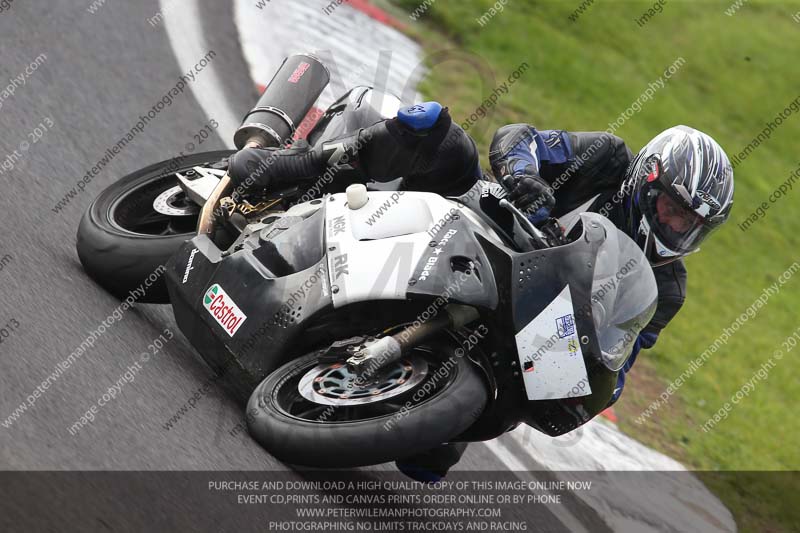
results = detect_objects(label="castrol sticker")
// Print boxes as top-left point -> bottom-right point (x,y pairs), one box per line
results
203,284 -> 247,336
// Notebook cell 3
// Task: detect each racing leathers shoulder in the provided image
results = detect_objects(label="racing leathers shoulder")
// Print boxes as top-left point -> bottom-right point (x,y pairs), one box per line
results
489,124 -> 633,217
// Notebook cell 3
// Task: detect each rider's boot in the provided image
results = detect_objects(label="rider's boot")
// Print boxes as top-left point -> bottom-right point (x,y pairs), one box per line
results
395,442 -> 468,483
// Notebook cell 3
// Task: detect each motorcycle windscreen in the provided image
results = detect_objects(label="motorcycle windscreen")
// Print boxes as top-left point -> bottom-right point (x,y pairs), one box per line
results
590,220 -> 658,371
512,213 -> 656,402
504,213 -> 659,435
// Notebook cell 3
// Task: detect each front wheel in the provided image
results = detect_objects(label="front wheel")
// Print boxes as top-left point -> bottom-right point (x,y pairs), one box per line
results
246,336 -> 488,468
76,150 -> 234,303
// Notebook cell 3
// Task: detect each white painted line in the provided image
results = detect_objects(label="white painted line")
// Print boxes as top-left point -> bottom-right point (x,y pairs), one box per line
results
234,0 -> 425,108
509,419 -> 685,471
160,0 -> 239,148
504,420 -> 736,532
483,438 -> 592,533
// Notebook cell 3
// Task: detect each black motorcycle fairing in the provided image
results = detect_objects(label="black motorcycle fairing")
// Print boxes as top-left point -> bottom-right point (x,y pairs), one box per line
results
450,235 -> 526,442
449,181 -> 537,253
166,211 -> 335,401
306,86 -> 386,147
459,215 -> 637,440
251,206 -> 327,276
405,217 -> 499,311
509,218 -> 617,436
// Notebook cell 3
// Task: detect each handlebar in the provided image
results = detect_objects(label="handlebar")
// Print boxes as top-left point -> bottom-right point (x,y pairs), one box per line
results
498,199 -> 551,251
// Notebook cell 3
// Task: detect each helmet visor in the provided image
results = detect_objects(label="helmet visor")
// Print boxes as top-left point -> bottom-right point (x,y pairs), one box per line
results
641,183 -> 719,256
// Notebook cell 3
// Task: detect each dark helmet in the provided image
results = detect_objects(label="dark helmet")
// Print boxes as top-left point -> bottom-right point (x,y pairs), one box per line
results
622,125 -> 734,266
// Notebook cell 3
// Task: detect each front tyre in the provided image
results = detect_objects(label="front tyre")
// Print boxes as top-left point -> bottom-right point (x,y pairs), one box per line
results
76,151 -> 234,303
247,337 -> 488,468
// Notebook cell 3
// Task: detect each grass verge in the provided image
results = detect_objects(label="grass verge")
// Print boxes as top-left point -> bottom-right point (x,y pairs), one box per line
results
390,1 -> 800,531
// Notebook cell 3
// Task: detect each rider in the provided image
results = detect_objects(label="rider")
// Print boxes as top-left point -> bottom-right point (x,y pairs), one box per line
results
228,102 -> 734,480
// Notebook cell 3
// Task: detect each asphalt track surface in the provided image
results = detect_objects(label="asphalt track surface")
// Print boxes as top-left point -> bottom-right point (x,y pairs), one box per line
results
0,1 -> 613,531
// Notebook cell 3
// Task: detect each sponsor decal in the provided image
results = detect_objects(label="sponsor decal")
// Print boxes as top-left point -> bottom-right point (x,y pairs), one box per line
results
330,215 -> 346,236
653,233 -> 679,257
646,157 -> 661,182
288,62 -> 310,84
556,314 -> 575,338
333,254 -> 349,280
182,248 -> 198,284
419,229 -> 458,282
323,142 -> 355,170
567,337 -> 579,356
514,286 -> 591,400
480,183 -> 506,200
203,284 -> 247,336
544,130 -> 562,148
418,256 -> 438,283
437,228 -> 458,247
695,189 -> 721,211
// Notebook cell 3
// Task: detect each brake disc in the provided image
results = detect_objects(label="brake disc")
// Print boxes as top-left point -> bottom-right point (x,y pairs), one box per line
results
153,186 -> 199,216
297,355 -> 429,406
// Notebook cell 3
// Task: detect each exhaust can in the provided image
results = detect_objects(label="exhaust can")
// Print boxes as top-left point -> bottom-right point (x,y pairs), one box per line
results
234,54 -> 330,149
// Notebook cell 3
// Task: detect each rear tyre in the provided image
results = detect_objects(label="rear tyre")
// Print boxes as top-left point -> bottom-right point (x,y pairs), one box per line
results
76,151 -> 234,303
247,336 -> 488,467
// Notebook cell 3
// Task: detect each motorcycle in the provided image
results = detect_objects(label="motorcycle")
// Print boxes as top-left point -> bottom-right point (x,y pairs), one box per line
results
77,54 -> 657,467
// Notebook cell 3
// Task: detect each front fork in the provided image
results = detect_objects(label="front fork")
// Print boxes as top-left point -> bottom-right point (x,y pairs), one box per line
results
338,305 -> 480,378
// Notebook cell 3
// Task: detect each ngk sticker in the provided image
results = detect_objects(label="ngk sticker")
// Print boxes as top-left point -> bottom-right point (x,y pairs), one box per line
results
203,284 -> 247,336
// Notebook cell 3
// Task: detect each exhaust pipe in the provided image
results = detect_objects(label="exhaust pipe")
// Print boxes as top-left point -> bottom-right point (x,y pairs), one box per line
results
233,54 -> 330,149
200,55 -> 330,235
346,305 -> 481,376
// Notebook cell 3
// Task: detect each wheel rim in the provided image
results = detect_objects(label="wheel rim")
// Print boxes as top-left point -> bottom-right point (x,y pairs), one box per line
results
108,162 -> 219,236
297,355 -> 429,406
274,348 -> 456,424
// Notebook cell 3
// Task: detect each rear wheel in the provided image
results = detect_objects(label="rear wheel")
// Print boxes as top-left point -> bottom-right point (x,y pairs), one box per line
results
247,335 -> 488,467
76,151 -> 234,303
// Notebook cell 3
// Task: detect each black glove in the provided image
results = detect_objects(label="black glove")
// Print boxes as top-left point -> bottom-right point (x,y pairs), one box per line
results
228,139 -> 323,192
502,174 -> 555,215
